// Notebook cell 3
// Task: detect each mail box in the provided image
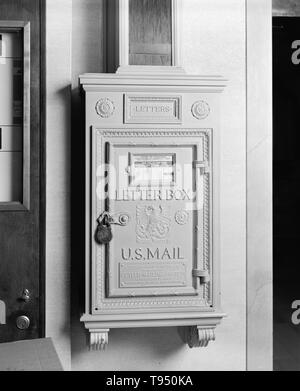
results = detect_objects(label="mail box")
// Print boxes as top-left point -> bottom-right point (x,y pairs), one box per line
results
80,72 -> 226,350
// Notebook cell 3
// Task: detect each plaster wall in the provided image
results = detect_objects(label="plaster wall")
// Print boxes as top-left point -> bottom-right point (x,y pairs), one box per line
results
45,0 -> 272,371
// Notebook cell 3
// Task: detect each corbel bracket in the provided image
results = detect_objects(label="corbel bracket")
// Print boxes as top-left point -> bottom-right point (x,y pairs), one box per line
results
192,269 -> 210,284
89,329 -> 109,351
179,326 -> 216,348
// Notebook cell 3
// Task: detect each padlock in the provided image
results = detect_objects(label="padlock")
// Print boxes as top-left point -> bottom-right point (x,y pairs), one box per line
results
95,213 -> 113,244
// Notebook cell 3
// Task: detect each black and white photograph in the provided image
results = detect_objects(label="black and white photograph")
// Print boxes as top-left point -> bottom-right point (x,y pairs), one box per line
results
0,0 -> 296,376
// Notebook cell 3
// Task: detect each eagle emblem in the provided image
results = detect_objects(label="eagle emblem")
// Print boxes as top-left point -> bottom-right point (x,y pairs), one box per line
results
136,205 -> 170,242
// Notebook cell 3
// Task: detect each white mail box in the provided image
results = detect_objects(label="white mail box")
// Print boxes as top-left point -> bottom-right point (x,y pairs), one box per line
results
80,72 -> 226,350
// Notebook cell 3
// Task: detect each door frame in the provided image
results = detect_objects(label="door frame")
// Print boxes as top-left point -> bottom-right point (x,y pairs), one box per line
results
246,0 -> 273,371
0,21 -> 30,211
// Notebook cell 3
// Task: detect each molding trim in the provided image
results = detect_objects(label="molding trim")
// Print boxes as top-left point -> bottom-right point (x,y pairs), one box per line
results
246,0 -> 273,370
92,128 -> 212,309
124,94 -> 182,124
172,0 -> 182,67
118,0 -> 129,67
79,74 -> 227,93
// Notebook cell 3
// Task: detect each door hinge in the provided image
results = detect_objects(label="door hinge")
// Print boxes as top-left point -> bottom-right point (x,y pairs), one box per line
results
193,161 -> 210,175
192,269 -> 210,284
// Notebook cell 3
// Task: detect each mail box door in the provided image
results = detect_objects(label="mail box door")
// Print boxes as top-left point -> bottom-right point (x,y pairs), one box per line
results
92,128 -> 212,306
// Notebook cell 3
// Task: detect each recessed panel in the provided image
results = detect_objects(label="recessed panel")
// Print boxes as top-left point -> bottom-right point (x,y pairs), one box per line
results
0,152 -> 23,202
0,127 -> 22,151
92,129 -> 212,303
125,95 -> 182,124
0,32 -> 22,59
0,59 -> 23,125
92,129 -> 212,311
119,261 -> 187,288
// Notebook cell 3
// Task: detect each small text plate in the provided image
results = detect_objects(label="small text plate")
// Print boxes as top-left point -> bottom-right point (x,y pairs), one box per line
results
119,261 -> 187,288
125,95 -> 182,124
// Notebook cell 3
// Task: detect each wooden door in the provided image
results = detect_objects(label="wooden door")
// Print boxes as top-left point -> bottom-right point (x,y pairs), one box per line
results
0,0 -> 44,342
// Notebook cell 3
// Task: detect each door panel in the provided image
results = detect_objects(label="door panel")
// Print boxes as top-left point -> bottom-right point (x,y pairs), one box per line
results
0,152 -> 23,202
92,128 -> 212,312
108,144 -> 196,297
0,0 -> 44,342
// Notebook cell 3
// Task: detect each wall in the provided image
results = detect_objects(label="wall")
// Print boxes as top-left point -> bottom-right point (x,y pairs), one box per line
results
45,0 -> 272,371
247,0 -> 272,370
45,0 -> 72,370
71,0 -> 246,371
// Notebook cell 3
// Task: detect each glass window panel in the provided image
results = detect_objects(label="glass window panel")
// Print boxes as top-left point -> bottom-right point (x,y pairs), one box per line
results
129,0 -> 173,66
0,30 -> 23,203
129,153 -> 176,187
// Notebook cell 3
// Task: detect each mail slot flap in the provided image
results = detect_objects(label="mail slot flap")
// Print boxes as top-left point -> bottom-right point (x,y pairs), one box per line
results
0,127 -> 22,151
0,32 -> 22,58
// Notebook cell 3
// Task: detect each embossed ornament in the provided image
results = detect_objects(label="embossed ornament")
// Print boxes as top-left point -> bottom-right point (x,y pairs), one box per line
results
191,100 -> 210,120
175,210 -> 189,225
95,98 -> 115,118
136,205 -> 170,242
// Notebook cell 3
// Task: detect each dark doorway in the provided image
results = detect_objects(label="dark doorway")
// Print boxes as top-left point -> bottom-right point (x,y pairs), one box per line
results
273,16 -> 300,370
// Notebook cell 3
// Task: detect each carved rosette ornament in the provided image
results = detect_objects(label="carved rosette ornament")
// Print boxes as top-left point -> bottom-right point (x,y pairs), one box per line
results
175,210 -> 189,225
179,326 -> 216,348
95,98 -> 115,118
89,329 -> 109,350
191,100 -> 210,120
